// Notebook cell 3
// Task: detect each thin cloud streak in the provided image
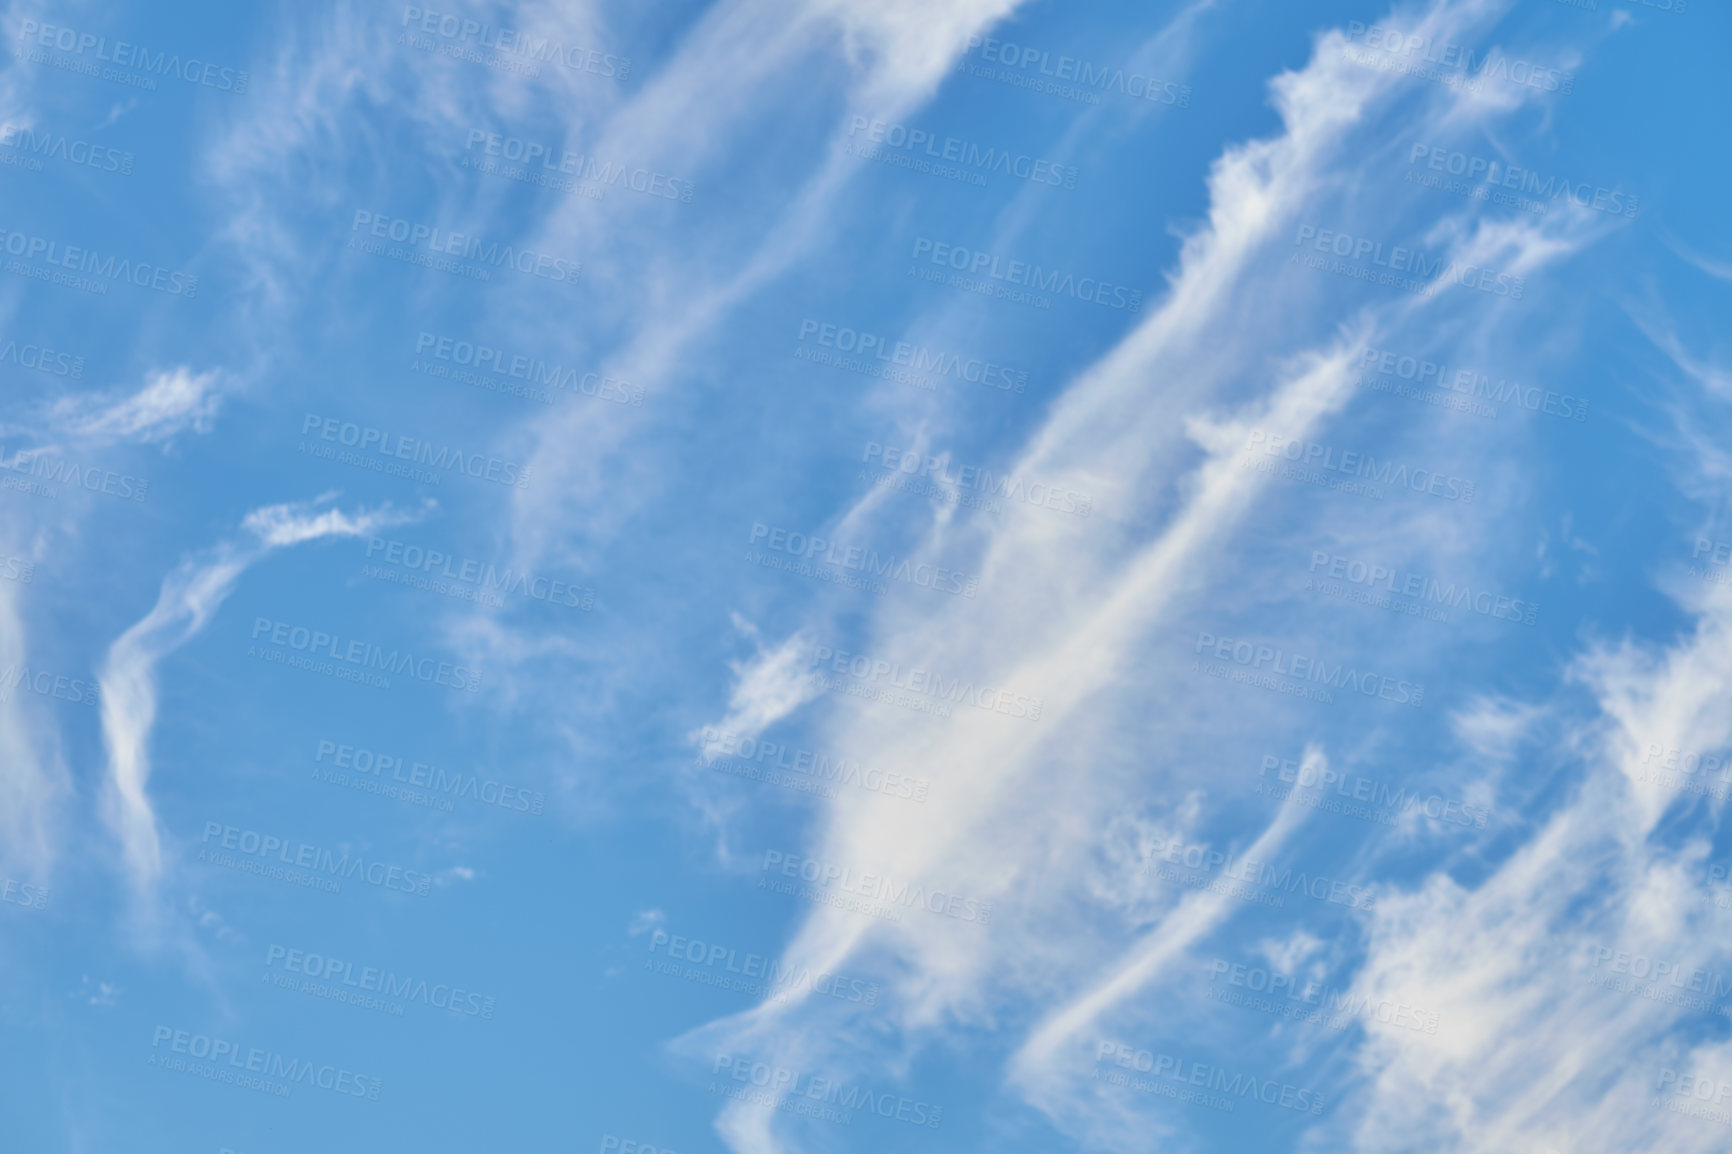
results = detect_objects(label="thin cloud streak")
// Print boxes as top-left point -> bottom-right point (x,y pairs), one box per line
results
97,498 -> 412,895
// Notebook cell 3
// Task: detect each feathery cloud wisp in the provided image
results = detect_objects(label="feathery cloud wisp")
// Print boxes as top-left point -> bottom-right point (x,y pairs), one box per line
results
98,498 -> 415,893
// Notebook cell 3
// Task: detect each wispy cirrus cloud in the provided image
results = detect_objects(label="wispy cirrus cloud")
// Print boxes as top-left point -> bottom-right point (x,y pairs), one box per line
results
48,366 -> 227,444
98,496 -> 416,895
0,571 -> 71,882
670,2 -> 1621,1150
1340,278 -> 1732,1154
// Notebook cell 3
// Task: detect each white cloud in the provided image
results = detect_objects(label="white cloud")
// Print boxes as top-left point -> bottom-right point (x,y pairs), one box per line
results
98,498 -> 414,894
694,615 -> 824,761
76,975 -> 122,1007
502,0 -> 1039,567
667,2 -> 1613,1150
0,573 -> 71,881
629,908 -> 668,936
49,367 -> 227,444
1339,314 -> 1732,1153
1011,776 -> 1314,1100
140,2 -> 1665,1148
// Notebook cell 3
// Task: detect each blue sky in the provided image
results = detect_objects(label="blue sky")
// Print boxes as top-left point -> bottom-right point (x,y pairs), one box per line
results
1,0 -> 1730,1151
